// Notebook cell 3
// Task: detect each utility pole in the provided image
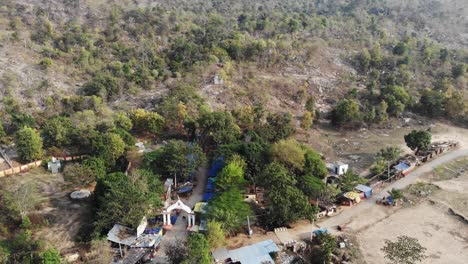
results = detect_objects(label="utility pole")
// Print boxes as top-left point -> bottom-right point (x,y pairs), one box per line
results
247,216 -> 253,237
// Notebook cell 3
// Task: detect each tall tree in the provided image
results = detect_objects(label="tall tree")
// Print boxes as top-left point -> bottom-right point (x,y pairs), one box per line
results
331,99 -> 361,128
145,140 -> 205,183
257,112 -> 295,142
339,170 -> 366,192
301,111 -> 313,129
206,188 -> 252,234
404,130 -> 431,154
197,110 -> 240,145
206,221 -> 226,249
94,172 -> 162,235
310,232 -> 337,264
41,116 -> 73,148
15,126 -> 44,162
377,146 -> 401,180
183,233 -> 211,264
381,236 -> 427,264
95,132 -> 126,167
270,139 -> 305,172
216,157 -> 246,191
303,148 -> 327,179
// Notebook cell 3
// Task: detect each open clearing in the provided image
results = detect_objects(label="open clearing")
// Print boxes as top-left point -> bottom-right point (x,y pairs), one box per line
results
349,157 -> 468,264
0,168 -> 93,254
356,201 -> 468,264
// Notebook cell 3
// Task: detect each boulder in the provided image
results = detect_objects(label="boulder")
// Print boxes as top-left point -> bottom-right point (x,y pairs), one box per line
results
70,190 -> 91,200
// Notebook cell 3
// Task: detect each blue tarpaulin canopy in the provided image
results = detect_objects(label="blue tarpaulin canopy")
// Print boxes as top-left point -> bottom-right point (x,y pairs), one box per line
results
312,228 -> 329,235
208,157 -> 225,177
394,162 -> 410,172
178,186 -> 193,193
202,192 -> 215,202
206,178 -> 216,192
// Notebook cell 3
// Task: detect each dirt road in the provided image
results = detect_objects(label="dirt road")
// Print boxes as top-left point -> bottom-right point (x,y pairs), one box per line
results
153,163 -> 208,263
287,148 -> 468,240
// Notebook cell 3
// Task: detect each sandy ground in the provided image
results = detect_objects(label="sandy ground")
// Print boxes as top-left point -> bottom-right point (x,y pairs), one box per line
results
0,168 -> 92,253
350,157 -> 468,264
355,201 -> 468,264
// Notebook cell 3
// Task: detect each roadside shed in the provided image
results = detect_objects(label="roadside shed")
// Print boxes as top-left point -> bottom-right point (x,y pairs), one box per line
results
354,184 -> 373,198
394,162 -> 411,175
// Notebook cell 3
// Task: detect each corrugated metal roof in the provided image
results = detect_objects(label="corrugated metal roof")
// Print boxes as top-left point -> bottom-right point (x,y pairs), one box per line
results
213,240 -> 279,264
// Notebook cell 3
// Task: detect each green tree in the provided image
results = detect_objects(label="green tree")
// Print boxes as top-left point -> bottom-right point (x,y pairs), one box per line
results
63,157 -> 106,186
206,221 -> 226,249
303,148 -> 328,179
95,133 -> 125,167
16,126 -> 44,162
197,110 -> 241,145
270,139 -> 305,171
393,42 -> 408,55
300,174 -> 326,199
404,130 -> 431,153
381,86 -> 411,117
257,112 -> 295,142
305,96 -> 316,112
331,99 -> 361,128
145,140 -> 205,183
206,188 -> 252,234
265,185 -> 317,228
418,89 -> 446,118
375,100 -> 389,123
377,146 -> 401,180
357,48 -> 371,72
82,74 -> 119,99
94,172 -> 162,235
381,236 -> 427,264
452,63 -> 466,78
216,158 -> 246,191
260,162 -> 317,227
445,92 -> 466,118
301,111 -> 313,129
0,122 -> 6,144
130,109 -> 165,135
183,233 -> 211,264
311,232 -> 337,264
41,116 -> 73,148
339,170 -> 366,192
388,188 -> 404,199
114,112 -> 133,131
371,157 -> 386,175
40,248 -> 61,264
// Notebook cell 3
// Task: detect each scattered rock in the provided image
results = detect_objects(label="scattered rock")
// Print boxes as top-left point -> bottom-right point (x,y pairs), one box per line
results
64,253 -> 79,262
339,242 -> 346,248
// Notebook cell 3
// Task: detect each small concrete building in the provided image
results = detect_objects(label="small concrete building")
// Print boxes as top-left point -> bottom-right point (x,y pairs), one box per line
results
333,161 -> 349,175
47,158 -> 62,174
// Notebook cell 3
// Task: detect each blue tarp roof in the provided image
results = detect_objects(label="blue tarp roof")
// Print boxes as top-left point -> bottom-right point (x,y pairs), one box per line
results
178,186 -> 193,193
312,228 -> 329,235
208,157 -> 225,177
202,192 -> 215,202
394,162 -> 410,171
355,184 -> 372,193
206,178 -> 216,192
